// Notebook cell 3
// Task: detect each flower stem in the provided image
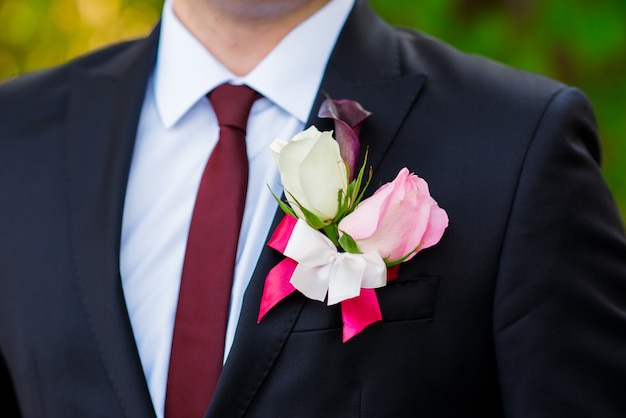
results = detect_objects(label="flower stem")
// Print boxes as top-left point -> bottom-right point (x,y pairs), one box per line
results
322,224 -> 340,248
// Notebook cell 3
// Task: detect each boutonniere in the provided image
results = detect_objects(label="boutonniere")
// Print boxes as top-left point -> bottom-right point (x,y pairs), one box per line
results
258,98 -> 449,342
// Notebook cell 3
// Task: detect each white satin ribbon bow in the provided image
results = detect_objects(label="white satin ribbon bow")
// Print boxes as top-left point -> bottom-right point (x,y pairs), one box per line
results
283,220 -> 387,305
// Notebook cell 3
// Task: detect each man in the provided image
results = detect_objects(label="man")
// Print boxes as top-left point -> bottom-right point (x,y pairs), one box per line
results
1,0 -> 625,416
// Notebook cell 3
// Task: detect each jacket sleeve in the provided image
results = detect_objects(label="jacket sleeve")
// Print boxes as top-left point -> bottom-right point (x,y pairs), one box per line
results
493,86 -> 626,417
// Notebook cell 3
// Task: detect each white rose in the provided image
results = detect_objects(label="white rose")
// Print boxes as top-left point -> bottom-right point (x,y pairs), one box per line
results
270,126 -> 349,223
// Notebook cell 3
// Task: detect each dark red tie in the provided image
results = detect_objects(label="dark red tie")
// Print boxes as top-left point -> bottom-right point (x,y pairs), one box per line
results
165,84 -> 261,418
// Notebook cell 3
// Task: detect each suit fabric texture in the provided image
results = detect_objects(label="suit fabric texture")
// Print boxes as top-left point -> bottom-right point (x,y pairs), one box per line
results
1,1 -> 626,417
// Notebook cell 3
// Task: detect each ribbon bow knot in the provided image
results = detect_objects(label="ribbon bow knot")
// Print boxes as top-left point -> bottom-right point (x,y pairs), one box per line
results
283,219 -> 387,305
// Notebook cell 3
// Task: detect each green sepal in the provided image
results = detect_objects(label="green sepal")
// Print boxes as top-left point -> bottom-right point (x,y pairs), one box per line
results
353,166 -> 373,209
385,243 -> 423,267
334,188 -> 350,223
352,150 -> 372,207
331,154 -> 370,225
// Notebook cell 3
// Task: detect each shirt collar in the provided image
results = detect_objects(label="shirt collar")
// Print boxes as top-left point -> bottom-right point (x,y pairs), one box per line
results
154,0 -> 355,128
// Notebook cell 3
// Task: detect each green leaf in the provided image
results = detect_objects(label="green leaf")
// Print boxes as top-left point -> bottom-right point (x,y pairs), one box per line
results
274,188 -> 327,229
268,185 -> 296,218
338,231 -> 360,254
292,199 -> 327,230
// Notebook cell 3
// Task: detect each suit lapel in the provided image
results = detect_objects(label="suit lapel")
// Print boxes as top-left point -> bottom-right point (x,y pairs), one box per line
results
207,1 -> 426,416
66,28 -> 160,417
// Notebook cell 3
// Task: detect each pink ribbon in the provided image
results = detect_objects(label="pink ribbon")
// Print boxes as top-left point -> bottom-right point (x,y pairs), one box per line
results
258,215 -> 399,342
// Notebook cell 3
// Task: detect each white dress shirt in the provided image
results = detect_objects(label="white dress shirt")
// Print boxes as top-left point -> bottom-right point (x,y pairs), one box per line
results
119,0 -> 354,415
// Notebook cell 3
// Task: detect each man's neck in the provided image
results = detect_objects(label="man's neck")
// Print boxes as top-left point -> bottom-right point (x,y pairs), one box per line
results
172,0 -> 330,76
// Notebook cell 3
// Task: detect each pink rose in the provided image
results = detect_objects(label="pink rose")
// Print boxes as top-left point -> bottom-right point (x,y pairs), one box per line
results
338,168 -> 449,263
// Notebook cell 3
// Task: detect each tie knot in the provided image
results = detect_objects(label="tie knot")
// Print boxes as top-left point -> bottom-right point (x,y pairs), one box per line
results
208,84 -> 261,133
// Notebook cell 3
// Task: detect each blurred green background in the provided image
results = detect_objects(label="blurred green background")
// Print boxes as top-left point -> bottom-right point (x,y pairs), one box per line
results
1,0 -> 624,220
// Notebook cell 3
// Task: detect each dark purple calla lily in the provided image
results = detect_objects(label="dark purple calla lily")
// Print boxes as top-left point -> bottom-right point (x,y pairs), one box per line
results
318,98 -> 372,180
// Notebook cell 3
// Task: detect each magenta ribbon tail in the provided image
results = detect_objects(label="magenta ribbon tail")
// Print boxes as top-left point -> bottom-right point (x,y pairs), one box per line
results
340,289 -> 382,342
258,259 -> 297,322
267,214 -> 298,252
258,215 -> 300,323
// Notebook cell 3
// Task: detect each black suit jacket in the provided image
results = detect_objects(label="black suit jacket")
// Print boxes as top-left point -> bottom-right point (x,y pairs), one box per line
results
2,1 -> 626,417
